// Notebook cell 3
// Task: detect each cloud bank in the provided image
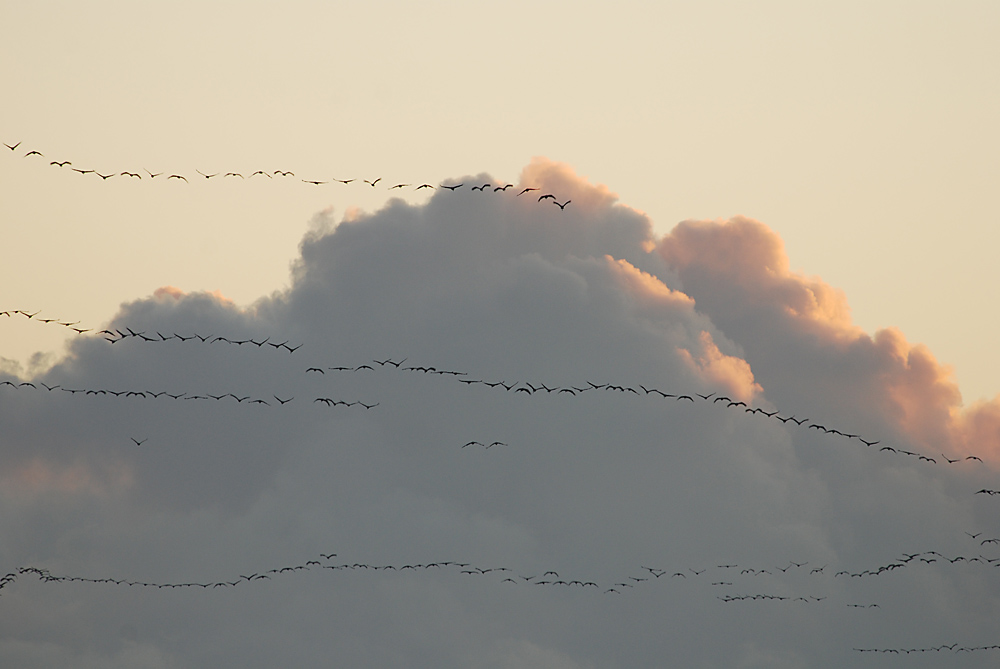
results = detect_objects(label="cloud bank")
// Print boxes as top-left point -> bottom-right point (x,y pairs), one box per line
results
1,158 -> 998,668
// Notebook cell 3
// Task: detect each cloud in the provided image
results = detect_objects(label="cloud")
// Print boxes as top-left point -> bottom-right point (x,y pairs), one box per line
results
1,161 -> 998,667
659,214 -> 1000,463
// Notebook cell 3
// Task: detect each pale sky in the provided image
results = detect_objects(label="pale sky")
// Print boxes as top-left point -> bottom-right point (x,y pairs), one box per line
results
2,2 -> 999,666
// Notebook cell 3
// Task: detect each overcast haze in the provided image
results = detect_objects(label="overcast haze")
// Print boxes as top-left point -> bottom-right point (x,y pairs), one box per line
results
2,2 -> 999,667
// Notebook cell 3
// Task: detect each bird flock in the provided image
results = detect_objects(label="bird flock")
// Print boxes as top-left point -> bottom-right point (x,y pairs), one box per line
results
2,307 -> 993,479
5,149 -> 1000,659
2,140 -> 573,209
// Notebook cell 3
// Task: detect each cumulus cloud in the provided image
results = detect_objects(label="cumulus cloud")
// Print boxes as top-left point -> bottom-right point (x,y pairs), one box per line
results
1,161 -> 998,667
659,215 -> 1000,463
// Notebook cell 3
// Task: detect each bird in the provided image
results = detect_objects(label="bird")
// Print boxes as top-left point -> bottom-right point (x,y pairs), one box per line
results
363,178 -> 381,187
72,168 -> 95,175
440,183 -> 463,191
130,437 -> 148,446
471,183 -> 490,191
273,396 -> 293,405
50,160 -> 71,167
250,170 -> 271,178
145,169 -> 163,178
274,170 -> 294,177
24,150 -> 44,157
389,183 -> 410,189
302,179 -> 328,185
494,184 -> 513,192
941,453 -> 960,463
553,200 -> 571,209
3,141 -> 21,151
167,174 -> 188,182
95,171 -> 114,180
225,172 -> 244,178
196,170 -> 219,178
415,183 -> 435,190
518,187 -> 538,196
537,193 -> 556,202
120,171 -> 142,179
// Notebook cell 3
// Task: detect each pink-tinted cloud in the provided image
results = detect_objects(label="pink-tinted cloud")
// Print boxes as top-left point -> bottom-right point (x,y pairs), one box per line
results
659,215 -> 1000,463
1,458 -> 133,499
677,330 -> 762,402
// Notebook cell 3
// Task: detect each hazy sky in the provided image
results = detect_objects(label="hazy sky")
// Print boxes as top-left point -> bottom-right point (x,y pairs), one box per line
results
2,2 -> 999,666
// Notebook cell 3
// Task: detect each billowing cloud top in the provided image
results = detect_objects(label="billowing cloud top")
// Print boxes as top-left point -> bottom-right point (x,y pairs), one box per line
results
1,158 -> 999,668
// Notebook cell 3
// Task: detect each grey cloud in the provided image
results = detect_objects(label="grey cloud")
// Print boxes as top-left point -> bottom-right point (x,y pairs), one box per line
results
0,161 -> 997,667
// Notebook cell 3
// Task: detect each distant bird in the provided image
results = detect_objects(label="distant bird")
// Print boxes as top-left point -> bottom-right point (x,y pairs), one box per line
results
196,170 -> 219,178
302,179 -> 328,185
471,183 -> 490,191
363,178 -> 381,187
167,174 -> 188,182
440,183 -> 463,191
130,437 -> 148,446
50,160 -> 71,167
225,172 -> 244,178
518,187 -> 538,196
72,168 -> 95,175
537,193 -> 556,202
941,453 -> 960,463
553,200 -> 571,209
250,170 -> 271,178
3,141 -> 21,151
24,150 -> 43,157
120,171 -> 142,179
95,171 -> 114,180
389,183 -> 410,189
494,184 -> 513,192
415,183 -> 435,189
145,169 -> 163,178
274,170 -> 294,177
273,396 -> 293,405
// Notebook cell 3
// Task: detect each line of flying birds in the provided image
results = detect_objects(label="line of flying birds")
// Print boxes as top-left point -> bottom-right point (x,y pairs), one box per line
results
2,307 -> 993,474
2,141 -> 572,209
10,544 -> 1000,616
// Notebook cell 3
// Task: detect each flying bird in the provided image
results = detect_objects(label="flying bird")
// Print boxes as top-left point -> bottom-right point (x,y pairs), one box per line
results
363,178 -> 381,187
3,141 -> 21,151
518,187 -> 538,196
167,174 -> 188,182
553,200 -> 571,209
537,194 -> 556,202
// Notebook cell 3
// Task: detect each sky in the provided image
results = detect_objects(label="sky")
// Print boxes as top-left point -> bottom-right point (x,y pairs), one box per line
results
2,2 -> 999,667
